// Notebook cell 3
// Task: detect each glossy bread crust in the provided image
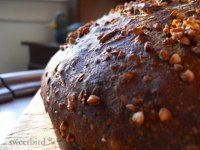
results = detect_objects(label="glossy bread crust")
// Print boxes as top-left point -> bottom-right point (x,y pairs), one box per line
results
41,1 -> 200,150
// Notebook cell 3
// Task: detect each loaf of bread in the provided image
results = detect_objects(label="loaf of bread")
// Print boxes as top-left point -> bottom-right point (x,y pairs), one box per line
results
41,1 -> 200,149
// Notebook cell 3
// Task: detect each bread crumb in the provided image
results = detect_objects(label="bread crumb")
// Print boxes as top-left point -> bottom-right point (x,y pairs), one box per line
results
159,107 -> 172,122
180,69 -> 195,82
60,121 -> 68,131
159,49 -> 169,61
131,111 -> 145,125
87,95 -> 101,106
169,53 -> 181,64
66,134 -> 75,144
178,36 -> 190,46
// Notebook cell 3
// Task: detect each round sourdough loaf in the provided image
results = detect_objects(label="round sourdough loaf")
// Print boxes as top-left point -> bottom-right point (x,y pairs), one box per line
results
41,1 -> 200,150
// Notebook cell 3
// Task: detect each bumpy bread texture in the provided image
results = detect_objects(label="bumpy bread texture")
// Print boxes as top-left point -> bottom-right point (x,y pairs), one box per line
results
41,1 -> 200,150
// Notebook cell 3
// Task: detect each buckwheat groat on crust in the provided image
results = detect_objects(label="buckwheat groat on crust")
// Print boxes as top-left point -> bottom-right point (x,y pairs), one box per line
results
41,0 -> 200,150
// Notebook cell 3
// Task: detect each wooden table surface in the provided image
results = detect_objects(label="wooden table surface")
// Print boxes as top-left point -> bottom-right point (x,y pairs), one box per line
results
1,90 -> 74,150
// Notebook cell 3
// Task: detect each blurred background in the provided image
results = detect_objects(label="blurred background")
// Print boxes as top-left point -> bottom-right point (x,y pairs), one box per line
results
0,0 -> 131,144
0,0 -> 130,73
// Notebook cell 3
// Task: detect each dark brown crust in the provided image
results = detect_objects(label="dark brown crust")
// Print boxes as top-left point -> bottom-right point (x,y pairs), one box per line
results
41,1 -> 200,150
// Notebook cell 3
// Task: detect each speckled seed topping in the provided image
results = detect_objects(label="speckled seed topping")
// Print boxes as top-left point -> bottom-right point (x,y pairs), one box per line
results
163,12 -> 200,50
40,0 -> 200,149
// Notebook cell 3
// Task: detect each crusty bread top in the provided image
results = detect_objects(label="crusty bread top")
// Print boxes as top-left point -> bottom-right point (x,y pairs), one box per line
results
41,1 -> 200,150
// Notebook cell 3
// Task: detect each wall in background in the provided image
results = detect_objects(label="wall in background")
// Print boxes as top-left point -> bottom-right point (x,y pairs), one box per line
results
0,0 -> 67,73
79,0 -> 126,22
